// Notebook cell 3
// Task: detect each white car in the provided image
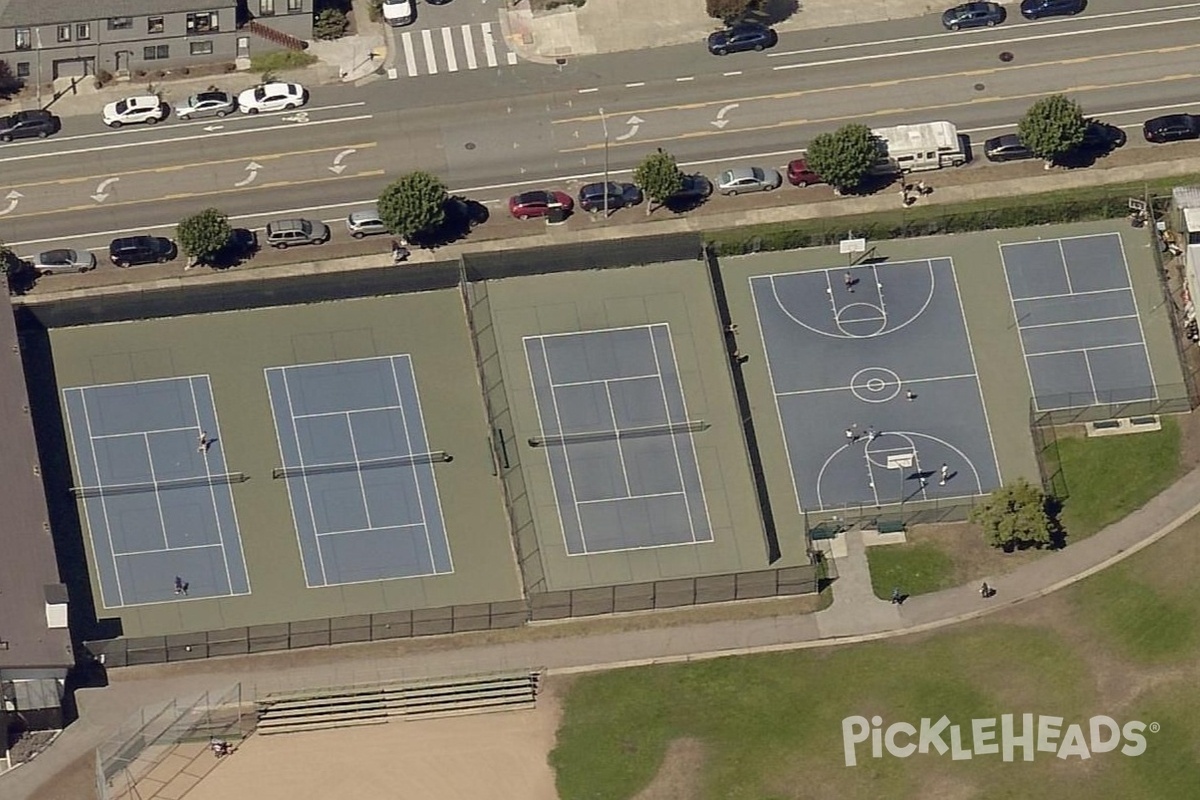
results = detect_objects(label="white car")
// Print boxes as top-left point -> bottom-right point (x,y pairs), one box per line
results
102,95 -> 166,128
382,0 -> 416,26
237,82 -> 308,115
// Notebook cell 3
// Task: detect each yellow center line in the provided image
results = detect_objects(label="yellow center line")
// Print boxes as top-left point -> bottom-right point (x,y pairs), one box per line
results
12,142 -> 379,190
0,171 -> 386,221
552,45 -> 1200,124
558,72 -> 1200,154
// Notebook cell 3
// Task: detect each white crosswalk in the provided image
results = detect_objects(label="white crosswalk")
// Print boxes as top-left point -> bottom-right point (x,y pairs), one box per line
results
397,21 -> 519,78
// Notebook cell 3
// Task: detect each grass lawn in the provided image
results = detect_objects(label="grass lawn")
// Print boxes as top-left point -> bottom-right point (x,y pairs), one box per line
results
1052,417 -> 1182,542
866,542 -> 955,600
551,511 -> 1200,800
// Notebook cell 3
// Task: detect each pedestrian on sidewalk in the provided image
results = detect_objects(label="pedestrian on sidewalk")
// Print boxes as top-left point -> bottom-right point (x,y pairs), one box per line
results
980,581 -> 992,598
891,587 -> 903,605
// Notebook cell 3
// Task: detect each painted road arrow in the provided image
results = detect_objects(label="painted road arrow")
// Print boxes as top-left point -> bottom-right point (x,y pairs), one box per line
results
91,177 -> 119,203
0,190 -> 22,216
328,148 -> 357,175
281,111 -> 309,123
233,161 -> 262,187
203,124 -> 224,132
711,103 -> 740,130
614,115 -> 644,142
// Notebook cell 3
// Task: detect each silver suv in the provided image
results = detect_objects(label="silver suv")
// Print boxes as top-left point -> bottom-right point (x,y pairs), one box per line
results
345,207 -> 389,238
264,218 -> 330,249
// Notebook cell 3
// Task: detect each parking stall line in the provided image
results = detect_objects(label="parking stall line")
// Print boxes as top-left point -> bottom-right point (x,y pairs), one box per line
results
422,28 -> 438,74
461,24 -> 478,70
401,31 -> 418,77
441,26 -> 458,72
482,22 -> 498,68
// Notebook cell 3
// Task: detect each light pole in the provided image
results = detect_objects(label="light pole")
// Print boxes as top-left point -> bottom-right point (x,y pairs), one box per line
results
34,27 -> 42,107
599,107 -> 610,219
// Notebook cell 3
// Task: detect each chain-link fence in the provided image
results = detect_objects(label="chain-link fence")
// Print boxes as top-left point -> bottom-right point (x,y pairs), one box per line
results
95,684 -> 250,800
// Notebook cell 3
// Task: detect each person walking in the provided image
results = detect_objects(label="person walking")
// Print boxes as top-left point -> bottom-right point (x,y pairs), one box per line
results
891,587 -> 902,605
197,431 -> 209,452
845,427 -> 857,442
174,576 -> 185,595
940,463 -> 950,485
980,581 -> 992,599
905,389 -> 916,401
844,272 -> 855,292
867,426 -> 878,441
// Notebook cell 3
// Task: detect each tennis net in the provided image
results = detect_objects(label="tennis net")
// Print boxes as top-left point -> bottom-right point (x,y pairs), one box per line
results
271,451 -> 450,479
70,472 -> 247,499
527,420 -> 708,448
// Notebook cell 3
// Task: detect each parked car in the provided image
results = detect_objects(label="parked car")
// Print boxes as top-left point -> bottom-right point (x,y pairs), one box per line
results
707,22 -> 777,56
102,95 -> 167,128
578,181 -> 643,213
237,82 -> 308,114
508,190 -> 574,220
941,2 -> 1005,30
26,248 -> 96,275
1143,114 -> 1200,144
345,206 -> 389,238
983,134 -> 1035,162
1019,0 -> 1085,20
668,174 -> 714,203
446,195 -> 489,228
0,110 -> 59,142
209,228 -> 258,265
786,158 -> 824,187
382,0 -> 416,26
264,218 -> 330,248
427,0 -> 452,4
176,90 -> 237,119
109,236 -> 176,267
1079,119 -> 1127,151
717,166 -> 783,195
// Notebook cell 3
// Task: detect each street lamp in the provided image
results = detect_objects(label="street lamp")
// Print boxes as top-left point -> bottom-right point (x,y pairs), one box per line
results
599,107 -> 610,220
34,27 -> 43,107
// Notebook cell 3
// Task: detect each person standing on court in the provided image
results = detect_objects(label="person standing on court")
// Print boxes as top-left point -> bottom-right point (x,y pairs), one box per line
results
844,272 -> 854,293
940,463 -> 950,485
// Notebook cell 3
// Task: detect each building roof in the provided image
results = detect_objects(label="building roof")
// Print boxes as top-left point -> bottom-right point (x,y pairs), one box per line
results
0,302 -> 72,670
0,0 -> 236,28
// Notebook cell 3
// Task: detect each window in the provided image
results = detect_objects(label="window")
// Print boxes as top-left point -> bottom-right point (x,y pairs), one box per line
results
287,0 -> 303,11
187,12 -> 220,33
259,0 -> 275,16
148,16 -> 164,34
143,45 -> 169,60
14,28 -> 30,50
76,23 -> 91,41
56,25 -> 71,43
108,17 -> 133,30
190,40 -> 214,56
15,62 -> 29,78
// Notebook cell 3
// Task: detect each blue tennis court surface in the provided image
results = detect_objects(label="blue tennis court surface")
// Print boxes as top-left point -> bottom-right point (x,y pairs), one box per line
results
265,355 -> 453,587
524,324 -> 713,555
62,376 -> 250,609
1000,232 -> 1156,411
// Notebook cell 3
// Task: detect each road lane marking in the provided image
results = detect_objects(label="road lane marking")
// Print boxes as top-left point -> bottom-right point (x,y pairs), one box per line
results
578,87 -> 598,94
462,24 -> 478,71
676,76 -> 695,82
422,28 -> 438,74
442,27 -> 458,72
722,71 -> 742,77
402,31 -> 419,77
507,51 -> 518,66
625,82 -> 645,88
482,22 -> 498,68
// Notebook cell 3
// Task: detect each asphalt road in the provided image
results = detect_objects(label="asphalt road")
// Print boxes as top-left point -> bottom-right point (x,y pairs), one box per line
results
3,1 -> 1198,265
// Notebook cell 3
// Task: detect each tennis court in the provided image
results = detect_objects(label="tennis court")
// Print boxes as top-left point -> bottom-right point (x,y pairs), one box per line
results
523,324 -> 714,555
62,376 -> 251,609
264,355 -> 454,588
1000,232 -> 1156,411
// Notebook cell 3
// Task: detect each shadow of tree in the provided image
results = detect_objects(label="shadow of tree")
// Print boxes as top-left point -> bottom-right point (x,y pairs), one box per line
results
749,0 -> 802,25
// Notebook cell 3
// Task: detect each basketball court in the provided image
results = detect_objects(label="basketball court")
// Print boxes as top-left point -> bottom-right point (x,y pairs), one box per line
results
750,258 -> 1002,514
523,324 -> 713,555
62,376 -> 251,609
1000,232 -> 1156,411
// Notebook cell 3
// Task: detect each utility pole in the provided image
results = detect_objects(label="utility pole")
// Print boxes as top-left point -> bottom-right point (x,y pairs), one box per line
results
599,107 -> 610,220
34,27 -> 43,107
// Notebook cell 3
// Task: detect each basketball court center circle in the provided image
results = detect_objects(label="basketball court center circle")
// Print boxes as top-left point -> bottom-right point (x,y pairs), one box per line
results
849,367 -> 903,403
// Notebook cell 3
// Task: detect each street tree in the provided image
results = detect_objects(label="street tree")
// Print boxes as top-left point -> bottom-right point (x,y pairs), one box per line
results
176,208 -> 233,265
970,478 -> 1056,551
377,171 -> 447,242
633,148 -> 684,215
804,123 -> 880,193
706,0 -> 760,24
1017,94 -> 1086,166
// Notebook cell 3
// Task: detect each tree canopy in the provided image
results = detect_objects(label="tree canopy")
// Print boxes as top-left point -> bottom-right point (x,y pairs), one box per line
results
176,208 -> 233,265
804,123 -> 880,192
970,478 -> 1056,551
633,149 -> 684,214
1017,94 -> 1087,163
706,0 -> 760,23
377,171 -> 447,241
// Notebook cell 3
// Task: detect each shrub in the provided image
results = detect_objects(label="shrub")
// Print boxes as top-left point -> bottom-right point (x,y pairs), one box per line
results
367,0 -> 384,22
313,8 -> 349,40
249,50 -> 318,74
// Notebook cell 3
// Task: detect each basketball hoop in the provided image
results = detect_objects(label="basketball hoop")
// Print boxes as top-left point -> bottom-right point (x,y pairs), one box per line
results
886,453 -> 914,470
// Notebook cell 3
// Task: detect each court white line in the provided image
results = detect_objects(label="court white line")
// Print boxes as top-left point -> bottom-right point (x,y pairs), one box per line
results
188,376 -> 235,595
68,373 -> 212,392
482,21 -> 498,68
1114,232 -> 1161,401
279,367 -> 331,588
1000,241 -> 1045,405
604,381 -> 633,497
523,338 -> 579,555
1013,286 -> 1133,303
777,372 -> 980,397
392,354 -> 449,574
314,521 -> 426,537
116,542 -> 226,557
576,491 -> 686,505
422,28 -> 438,74
263,367 -> 314,589
345,409 -> 376,531
141,432 -> 172,562
1057,240 -> 1074,294
461,24 -> 478,71
1083,350 -> 1100,406
756,275 -> 808,517
91,424 -> 201,439
1019,313 -> 1139,331
541,342 -> 589,552
648,325 -> 698,543
551,373 -> 659,388
293,403 -> 405,419
1027,341 -> 1147,358
441,26 -> 458,72
402,31 -> 418,77
75,388 -> 124,609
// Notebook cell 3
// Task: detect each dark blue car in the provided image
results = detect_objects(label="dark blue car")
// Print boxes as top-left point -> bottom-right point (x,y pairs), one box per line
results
1020,0 -> 1085,20
707,22 -> 777,56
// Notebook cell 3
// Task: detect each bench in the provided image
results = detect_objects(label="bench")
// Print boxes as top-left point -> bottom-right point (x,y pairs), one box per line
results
876,519 -> 906,535
808,522 -> 844,540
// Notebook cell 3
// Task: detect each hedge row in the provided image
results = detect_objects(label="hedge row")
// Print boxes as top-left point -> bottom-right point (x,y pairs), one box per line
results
704,178 -> 1176,257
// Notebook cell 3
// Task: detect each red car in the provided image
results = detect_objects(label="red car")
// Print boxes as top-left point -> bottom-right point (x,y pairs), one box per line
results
787,158 -> 823,188
508,189 -> 574,220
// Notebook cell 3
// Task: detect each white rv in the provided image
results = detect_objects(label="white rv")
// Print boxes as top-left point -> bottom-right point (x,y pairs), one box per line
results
871,121 -> 968,173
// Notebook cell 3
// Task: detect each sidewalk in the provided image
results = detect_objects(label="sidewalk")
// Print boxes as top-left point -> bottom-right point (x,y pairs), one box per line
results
502,0 -> 955,63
